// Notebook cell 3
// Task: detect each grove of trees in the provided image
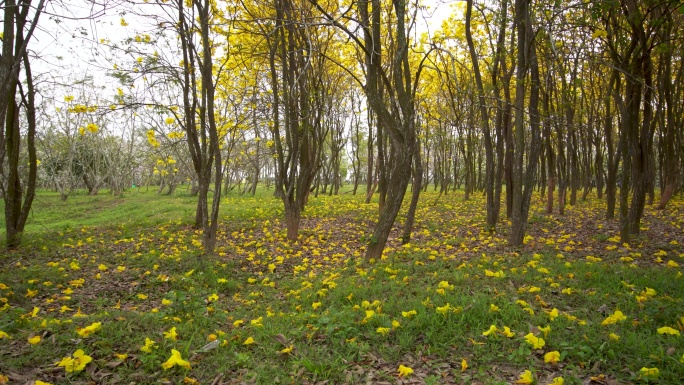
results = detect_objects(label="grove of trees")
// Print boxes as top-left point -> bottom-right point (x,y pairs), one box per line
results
3,0 -> 684,255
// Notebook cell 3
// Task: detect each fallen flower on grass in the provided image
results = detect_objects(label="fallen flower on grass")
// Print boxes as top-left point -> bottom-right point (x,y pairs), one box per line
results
515,369 -> 534,384
501,326 -> 515,338
28,335 -> 41,345
544,350 -> 561,364
76,322 -> 101,338
397,364 -> 413,377
56,349 -> 92,373
163,327 -> 178,340
524,333 -> 545,349
638,367 -> 659,380
549,377 -> 564,385
656,326 -> 680,336
601,310 -> 627,325
140,337 -> 157,353
161,349 -> 191,370
401,310 -> 417,318
482,325 -> 498,336
243,336 -> 255,345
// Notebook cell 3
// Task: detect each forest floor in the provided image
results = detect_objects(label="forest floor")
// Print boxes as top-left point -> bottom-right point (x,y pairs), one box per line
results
1,187 -> 683,385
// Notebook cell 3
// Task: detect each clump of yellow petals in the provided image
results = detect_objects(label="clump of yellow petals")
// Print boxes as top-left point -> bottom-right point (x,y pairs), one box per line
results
656,326 -> 680,336
161,349 -> 191,370
501,326 -> 515,338
164,327 -> 178,340
515,369 -> 534,384
638,367 -> 659,380
56,349 -> 92,373
524,333 -> 546,349
76,322 -> 102,338
397,364 -> 413,377
140,337 -> 157,353
544,351 -> 561,364
482,325 -> 498,336
401,310 -> 417,318
601,310 -> 627,325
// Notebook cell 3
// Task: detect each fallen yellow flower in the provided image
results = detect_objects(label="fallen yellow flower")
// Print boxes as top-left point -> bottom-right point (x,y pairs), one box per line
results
515,369 -> 534,384
601,310 -> 627,325
524,333 -> 545,349
397,364 -> 413,377
656,326 -> 680,336
161,349 -> 191,370
544,350 -> 561,364
482,325 -> 498,336
76,322 -> 102,338
56,349 -> 92,373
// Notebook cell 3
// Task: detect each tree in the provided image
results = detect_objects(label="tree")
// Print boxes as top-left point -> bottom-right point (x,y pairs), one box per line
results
509,0 -> 542,246
1,0 -> 46,249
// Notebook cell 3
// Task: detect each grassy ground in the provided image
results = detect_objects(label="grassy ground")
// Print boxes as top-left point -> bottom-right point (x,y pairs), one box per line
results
1,186 -> 683,385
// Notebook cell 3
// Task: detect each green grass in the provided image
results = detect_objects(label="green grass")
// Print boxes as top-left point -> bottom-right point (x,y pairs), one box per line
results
1,186 -> 683,384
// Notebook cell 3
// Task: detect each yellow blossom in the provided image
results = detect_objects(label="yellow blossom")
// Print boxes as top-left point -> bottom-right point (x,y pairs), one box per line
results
609,333 -> 620,341
397,364 -> 413,377
436,303 -> 452,315
312,302 -> 321,310
461,359 -> 468,372
251,317 -> 263,327
501,326 -> 515,338
482,325 -> 498,336
656,326 -> 680,336
544,351 -> 561,364
76,322 -> 102,338
164,327 -> 178,340
548,308 -> 559,321
549,377 -> 564,385
638,367 -> 659,380
376,327 -> 390,336
538,325 -> 551,337
161,349 -> 191,370
28,335 -> 41,345
601,310 -> 627,325
524,333 -> 545,349
401,310 -> 417,318
243,336 -> 255,345
140,337 -> 157,352
515,370 -> 534,384
56,349 -> 92,373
